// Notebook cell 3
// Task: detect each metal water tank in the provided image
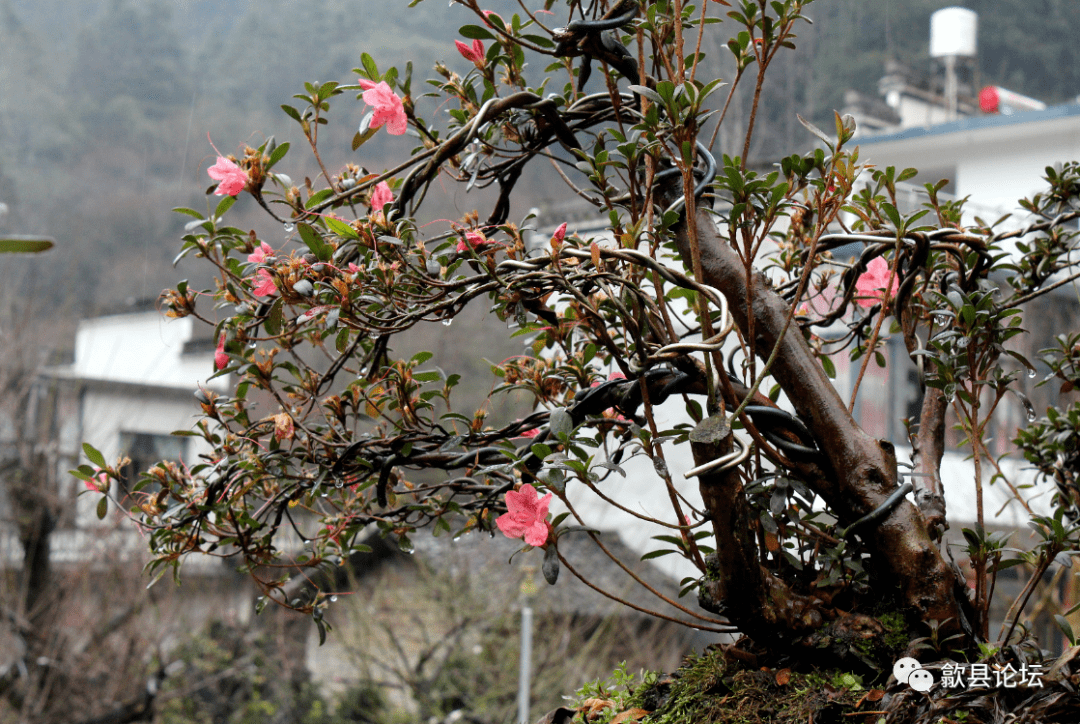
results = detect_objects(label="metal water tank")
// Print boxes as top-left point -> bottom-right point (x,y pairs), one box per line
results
930,7 -> 977,58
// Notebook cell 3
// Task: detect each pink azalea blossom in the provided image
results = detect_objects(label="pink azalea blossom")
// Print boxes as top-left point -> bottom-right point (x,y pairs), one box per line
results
455,38 -> 485,65
551,222 -> 567,247
215,333 -> 229,370
253,268 -> 278,297
85,472 -> 107,493
207,156 -> 248,196
456,230 -> 490,252
854,256 -> 898,309
247,242 -> 274,264
370,181 -> 394,211
496,484 -> 552,547
358,79 -> 408,136
518,428 -> 539,439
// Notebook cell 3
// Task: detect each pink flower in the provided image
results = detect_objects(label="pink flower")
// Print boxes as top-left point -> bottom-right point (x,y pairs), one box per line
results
370,181 -> 393,212
551,222 -> 567,247
518,428 -> 539,439
358,80 -> 407,136
854,256 -> 899,309
591,371 -> 627,388
207,156 -> 248,196
455,38 -> 485,65
85,473 -> 107,493
456,230 -> 490,253
496,484 -> 552,547
247,242 -> 274,264
215,333 -> 228,370
252,268 -> 278,297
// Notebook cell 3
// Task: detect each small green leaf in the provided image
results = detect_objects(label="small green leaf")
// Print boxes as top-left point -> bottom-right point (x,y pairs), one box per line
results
360,52 -> 379,80
267,142 -> 290,169
214,194 -> 236,218
0,236 -> 54,254
796,114 -> 833,148
96,496 -> 109,520
264,298 -> 284,336
83,443 -> 106,468
459,24 -> 495,40
352,126 -> 378,151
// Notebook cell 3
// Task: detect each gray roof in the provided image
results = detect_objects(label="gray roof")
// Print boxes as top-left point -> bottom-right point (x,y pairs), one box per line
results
859,102 -> 1080,145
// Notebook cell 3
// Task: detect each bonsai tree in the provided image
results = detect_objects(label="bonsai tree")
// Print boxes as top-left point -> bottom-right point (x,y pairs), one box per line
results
77,0 -> 1080,707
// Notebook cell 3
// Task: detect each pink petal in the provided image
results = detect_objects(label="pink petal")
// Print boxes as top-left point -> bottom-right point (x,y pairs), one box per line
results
215,333 -> 228,370
253,269 -> 278,296
505,485 -> 540,519
524,520 -> 549,547
497,512 -> 529,539
854,257 -> 897,308
456,40 -> 477,62
370,181 -> 393,211
208,156 -> 247,196
534,491 -> 552,520
357,78 -> 378,91
551,222 -> 567,245
247,242 -> 274,264
384,106 -> 408,135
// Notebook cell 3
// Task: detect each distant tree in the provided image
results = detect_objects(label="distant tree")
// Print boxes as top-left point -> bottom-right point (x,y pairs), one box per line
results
69,0 -> 191,143
82,0 -> 1080,718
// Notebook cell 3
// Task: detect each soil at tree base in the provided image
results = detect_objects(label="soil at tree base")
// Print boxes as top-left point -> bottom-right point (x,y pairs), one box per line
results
544,644 -> 1080,724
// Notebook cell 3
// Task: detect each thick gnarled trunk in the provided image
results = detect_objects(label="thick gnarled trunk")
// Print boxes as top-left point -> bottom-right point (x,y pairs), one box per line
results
673,206 -> 967,644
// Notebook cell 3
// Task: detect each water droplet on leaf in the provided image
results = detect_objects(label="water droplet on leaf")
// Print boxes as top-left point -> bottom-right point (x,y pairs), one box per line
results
1028,368 -> 1037,378
442,317 -> 453,327
283,222 -> 295,233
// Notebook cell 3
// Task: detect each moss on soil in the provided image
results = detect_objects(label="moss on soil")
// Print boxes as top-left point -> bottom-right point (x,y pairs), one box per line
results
621,647 -> 876,724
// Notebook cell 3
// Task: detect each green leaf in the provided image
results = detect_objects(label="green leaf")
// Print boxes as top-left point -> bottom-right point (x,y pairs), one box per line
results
1056,614 -> 1076,646
881,202 -> 902,229
325,216 -> 359,240
360,52 -> 379,80
267,142 -> 290,169
96,496 -> 109,520
796,114 -> 833,148
0,236 -> 54,254
641,549 -> 678,560
264,298 -> 284,336
83,443 -> 107,468
459,24 -> 495,40
280,104 -> 303,122
352,126 -> 378,151
214,194 -> 237,218
297,223 -> 332,260
627,84 -> 663,105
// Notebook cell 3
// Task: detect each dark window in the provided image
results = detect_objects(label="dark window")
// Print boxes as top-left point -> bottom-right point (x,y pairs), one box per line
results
118,432 -> 186,494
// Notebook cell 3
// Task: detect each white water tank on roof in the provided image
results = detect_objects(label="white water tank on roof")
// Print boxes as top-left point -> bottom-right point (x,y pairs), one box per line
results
930,7 -> 977,58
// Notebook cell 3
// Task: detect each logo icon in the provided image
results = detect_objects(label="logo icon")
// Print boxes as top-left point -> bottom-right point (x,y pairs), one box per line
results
893,657 -> 934,692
